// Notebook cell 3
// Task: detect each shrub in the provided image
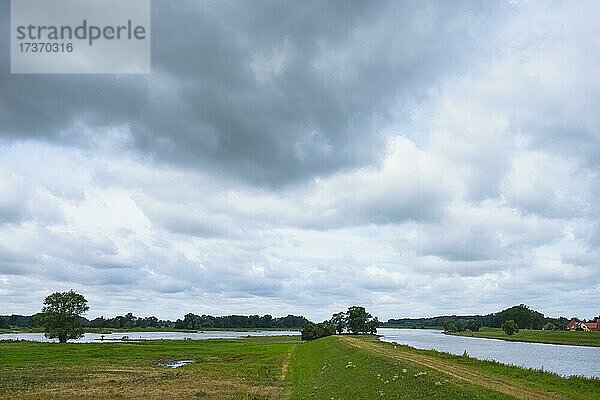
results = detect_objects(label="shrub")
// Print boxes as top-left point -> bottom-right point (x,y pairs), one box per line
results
301,322 -> 335,341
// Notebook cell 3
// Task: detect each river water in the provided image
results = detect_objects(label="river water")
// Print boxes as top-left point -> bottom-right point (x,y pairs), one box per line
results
0,330 -> 300,343
377,328 -> 600,378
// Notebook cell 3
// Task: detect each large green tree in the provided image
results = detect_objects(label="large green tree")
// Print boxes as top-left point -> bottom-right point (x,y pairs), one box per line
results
346,306 -> 377,334
501,319 -> 519,336
330,312 -> 347,334
37,290 -> 89,343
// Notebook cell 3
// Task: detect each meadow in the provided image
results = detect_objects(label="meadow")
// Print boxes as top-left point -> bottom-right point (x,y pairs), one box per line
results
1,335 -> 599,399
451,327 -> 600,347
0,336 -> 298,399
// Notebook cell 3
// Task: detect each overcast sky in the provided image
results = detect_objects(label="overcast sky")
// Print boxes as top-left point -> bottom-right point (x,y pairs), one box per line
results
1,1 -> 599,322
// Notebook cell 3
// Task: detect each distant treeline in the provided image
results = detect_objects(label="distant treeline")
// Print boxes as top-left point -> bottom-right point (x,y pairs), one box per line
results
0,314 -> 34,329
383,304 -> 575,330
173,313 -> 310,330
0,312 -> 311,330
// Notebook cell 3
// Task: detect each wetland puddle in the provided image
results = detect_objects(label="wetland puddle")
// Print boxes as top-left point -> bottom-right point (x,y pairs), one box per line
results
162,360 -> 195,368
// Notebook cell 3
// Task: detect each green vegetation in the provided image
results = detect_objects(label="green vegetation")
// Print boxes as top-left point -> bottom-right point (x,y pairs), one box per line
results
0,336 -> 300,399
450,327 -> 600,347
502,320 -> 520,336
300,322 -> 335,341
36,290 -> 89,343
288,336 -> 509,399
2,334 -> 599,399
383,304 -> 574,330
0,312 -> 310,331
174,313 -> 310,330
289,336 -> 599,399
345,306 -> 379,334
301,305 -> 379,341
443,318 -> 482,333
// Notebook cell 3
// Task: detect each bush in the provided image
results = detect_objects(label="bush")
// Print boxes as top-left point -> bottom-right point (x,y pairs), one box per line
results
301,322 -> 335,341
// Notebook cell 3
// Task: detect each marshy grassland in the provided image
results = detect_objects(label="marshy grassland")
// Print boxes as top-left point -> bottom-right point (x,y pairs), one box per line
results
1,335 -> 599,399
0,336 -> 298,399
450,327 -> 600,347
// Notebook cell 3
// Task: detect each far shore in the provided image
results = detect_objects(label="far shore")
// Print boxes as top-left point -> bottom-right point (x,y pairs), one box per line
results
447,327 -> 600,347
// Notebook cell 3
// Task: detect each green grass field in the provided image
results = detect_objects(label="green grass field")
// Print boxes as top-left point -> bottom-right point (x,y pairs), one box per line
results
1,335 -> 598,399
450,327 -> 600,347
0,336 -> 299,399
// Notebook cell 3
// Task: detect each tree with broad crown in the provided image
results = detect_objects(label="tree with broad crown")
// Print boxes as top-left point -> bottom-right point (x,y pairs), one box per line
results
347,306 -> 376,334
37,290 -> 89,343
502,319 -> 519,336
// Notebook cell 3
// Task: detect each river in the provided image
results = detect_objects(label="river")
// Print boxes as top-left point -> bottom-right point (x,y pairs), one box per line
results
377,328 -> 600,378
0,330 -> 300,343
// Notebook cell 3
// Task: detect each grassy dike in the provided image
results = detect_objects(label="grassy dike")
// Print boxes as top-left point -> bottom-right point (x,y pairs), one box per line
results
287,335 -> 599,400
449,327 -> 600,347
1,335 -> 599,399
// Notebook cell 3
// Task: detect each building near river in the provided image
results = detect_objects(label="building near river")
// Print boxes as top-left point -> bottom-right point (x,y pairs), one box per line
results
566,319 -> 598,331
542,322 -> 556,330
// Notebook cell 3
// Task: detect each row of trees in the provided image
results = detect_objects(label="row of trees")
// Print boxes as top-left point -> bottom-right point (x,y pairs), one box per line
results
89,314 -> 171,329
173,313 -> 310,330
0,314 -> 34,329
3,311 -> 310,331
301,306 -> 379,341
386,304 -> 583,331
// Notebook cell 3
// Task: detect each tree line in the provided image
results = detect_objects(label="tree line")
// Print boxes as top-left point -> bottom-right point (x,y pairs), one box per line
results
1,296 -> 310,333
173,313 -> 310,330
1,312 -> 311,330
383,304 -> 592,331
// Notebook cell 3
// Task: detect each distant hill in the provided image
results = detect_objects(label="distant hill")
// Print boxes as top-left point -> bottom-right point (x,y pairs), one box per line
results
382,304 -> 570,330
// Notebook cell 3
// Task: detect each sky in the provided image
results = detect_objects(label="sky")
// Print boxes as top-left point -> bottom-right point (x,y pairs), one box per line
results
0,1 -> 599,322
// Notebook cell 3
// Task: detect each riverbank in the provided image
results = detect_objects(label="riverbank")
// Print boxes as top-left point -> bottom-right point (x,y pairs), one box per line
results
448,327 -> 600,347
1,334 -> 598,399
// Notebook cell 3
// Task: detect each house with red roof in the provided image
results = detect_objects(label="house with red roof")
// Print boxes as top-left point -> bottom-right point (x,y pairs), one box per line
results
566,318 -> 598,331
585,321 -> 598,331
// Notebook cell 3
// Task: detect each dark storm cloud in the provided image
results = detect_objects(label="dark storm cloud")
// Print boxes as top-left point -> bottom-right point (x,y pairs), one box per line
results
0,0 -> 502,185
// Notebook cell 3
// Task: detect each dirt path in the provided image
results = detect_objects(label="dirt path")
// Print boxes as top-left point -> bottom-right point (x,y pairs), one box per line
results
339,336 -> 567,400
280,345 -> 295,381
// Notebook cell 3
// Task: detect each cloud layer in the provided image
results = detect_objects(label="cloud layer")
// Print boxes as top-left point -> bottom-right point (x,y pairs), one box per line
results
0,1 -> 598,321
